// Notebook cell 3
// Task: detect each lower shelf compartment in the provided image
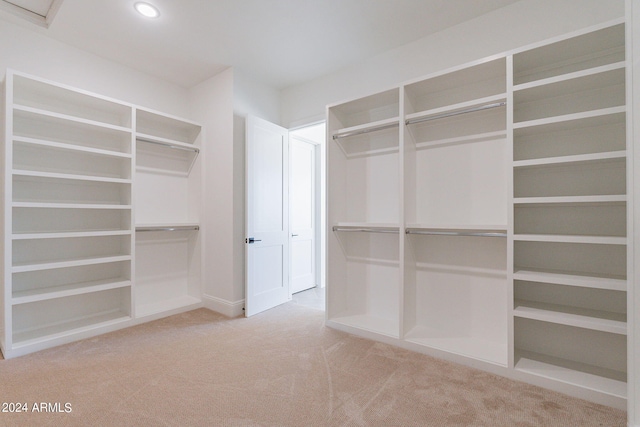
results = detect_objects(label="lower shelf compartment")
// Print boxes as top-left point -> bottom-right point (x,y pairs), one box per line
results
328,314 -> 399,338
513,317 -> 626,399
405,326 -> 507,366
13,309 -> 130,348
12,287 -> 131,347
13,279 -> 131,305
515,350 -> 626,398
135,295 -> 201,318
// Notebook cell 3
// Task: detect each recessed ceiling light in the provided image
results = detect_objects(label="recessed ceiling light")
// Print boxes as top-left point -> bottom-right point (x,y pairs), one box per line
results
134,2 -> 159,18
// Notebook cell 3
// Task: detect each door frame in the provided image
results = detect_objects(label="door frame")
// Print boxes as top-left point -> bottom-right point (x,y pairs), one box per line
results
288,122 -> 326,297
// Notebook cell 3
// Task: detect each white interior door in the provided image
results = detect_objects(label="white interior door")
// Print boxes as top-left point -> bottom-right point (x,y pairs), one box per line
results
290,137 -> 316,294
245,115 -> 289,316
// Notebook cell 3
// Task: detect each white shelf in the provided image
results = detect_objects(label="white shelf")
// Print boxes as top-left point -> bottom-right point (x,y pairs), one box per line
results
13,136 -> 132,159
513,300 -> 626,335
12,202 -> 132,210
513,66 -> 624,124
513,151 -> 626,169
12,255 -> 132,273
513,22 -> 624,85
513,106 -> 626,130
13,108 -> 132,154
12,230 -> 132,240
12,279 -> 131,305
414,130 -> 507,150
136,222 -> 199,230
406,228 -> 506,237
136,133 -> 199,152
513,62 -> 626,92
12,169 -> 131,184
12,310 -> 130,348
513,234 -> 626,245
328,314 -> 399,338
515,353 -> 626,399
136,108 -> 201,144
513,195 -> 626,205
513,270 -> 626,291
332,222 -> 400,232
13,105 -> 131,133
405,93 -> 506,125
12,71 -> 133,127
405,326 -> 508,366
406,224 -> 507,235
136,224 -> 200,232
331,117 -> 400,141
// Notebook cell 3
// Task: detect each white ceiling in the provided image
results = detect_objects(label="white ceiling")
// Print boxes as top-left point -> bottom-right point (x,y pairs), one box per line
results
4,0 -> 53,17
3,0 -> 522,89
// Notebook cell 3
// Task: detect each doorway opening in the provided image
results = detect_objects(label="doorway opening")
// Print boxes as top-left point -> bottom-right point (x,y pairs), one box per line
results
289,122 -> 326,311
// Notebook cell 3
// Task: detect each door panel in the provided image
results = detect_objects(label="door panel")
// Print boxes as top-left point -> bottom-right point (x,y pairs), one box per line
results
245,116 -> 289,316
290,137 -> 315,294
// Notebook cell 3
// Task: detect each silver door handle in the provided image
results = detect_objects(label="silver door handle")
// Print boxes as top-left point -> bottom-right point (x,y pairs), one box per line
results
291,234 -> 299,237
246,237 -> 262,244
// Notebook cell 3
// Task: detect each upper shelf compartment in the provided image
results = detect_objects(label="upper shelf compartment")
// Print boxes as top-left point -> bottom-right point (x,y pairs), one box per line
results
329,89 -> 400,156
330,88 -> 399,129
12,72 -> 132,128
513,66 -> 625,124
513,23 -> 625,86
136,108 -> 201,145
135,108 -> 202,174
404,58 -> 506,147
329,89 -> 400,158
404,58 -> 506,115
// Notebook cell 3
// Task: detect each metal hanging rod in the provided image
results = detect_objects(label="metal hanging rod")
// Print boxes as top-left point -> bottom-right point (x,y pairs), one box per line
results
332,226 -> 399,234
405,228 -> 506,238
405,101 -> 507,126
332,121 -> 399,140
137,137 -> 200,154
136,225 -> 200,232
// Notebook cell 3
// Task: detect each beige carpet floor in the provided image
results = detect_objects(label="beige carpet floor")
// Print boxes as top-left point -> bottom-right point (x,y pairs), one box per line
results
0,303 -> 627,426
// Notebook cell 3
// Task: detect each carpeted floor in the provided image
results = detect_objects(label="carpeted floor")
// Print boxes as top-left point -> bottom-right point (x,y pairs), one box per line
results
0,303 -> 627,426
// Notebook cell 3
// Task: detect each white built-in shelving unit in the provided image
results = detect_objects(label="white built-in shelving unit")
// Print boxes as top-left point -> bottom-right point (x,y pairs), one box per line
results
1,70 -> 203,358
134,107 -> 202,319
327,89 -> 401,338
402,57 -> 509,367
326,19 -> 631,410
511,22 -> 628,401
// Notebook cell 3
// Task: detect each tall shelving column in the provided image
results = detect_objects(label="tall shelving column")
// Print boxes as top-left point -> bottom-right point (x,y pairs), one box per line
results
2,70 -> 134,358
402,58 -> 509,366
134,108 -> 202,319
511,21 -> 628,403
326,89 -> 402,338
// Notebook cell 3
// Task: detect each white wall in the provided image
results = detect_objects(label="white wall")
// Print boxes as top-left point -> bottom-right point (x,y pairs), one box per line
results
232,69 -> 282,304
0,19 -> 191,117
187,68 -> 237,314
281,0 -> 625,127
189,67 -> 281,316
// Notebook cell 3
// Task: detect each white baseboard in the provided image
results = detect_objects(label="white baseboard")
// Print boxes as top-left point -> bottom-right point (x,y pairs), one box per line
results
202,295 -> 245,317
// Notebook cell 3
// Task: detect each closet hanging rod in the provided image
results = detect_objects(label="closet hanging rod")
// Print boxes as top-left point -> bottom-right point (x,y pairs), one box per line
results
332,226 -> 399,234
136,225 -> 200,232
405,101 -> 507,126
332,122 -> 399,140
137,137 -> 200,154
405,228 -> 506,238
